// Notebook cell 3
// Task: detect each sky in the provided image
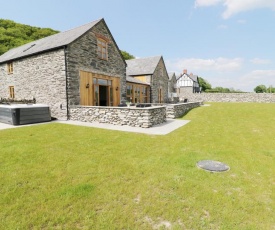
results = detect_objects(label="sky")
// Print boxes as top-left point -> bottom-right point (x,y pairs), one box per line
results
1,0 -> 275,92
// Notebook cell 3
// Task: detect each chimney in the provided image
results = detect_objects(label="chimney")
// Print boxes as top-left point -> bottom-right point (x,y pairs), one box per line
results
190,72 -> 193,76
183,69 -> 187,74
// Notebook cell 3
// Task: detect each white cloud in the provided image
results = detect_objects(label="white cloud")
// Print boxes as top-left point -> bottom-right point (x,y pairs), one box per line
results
166,57 -> 243,73
166,57 -> 275,91
194,0 -> 275,19
239,70 -> 275,89
241,70 -> 275,81
195,0 -> 222,7
250,58 -> 271,65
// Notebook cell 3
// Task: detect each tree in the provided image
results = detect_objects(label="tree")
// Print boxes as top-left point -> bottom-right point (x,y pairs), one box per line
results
120,50 -> 135,60
254,85 -> 267,93
266,86 -> 275,93
0,19 -> 58,55
198,77 -> 211,92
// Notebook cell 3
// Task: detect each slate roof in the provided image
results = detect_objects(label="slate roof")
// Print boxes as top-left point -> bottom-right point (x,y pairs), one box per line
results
0,18 -> 102,63
189,75 -> 199,83
126,76 -> 150,85
168,72 -> 176,80
126,56 -> 162,76
176,73 -> 187,81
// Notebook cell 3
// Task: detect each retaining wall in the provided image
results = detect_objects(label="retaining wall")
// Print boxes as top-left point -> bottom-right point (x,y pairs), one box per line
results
166,102 -> 202,119
70,106 -> 166,128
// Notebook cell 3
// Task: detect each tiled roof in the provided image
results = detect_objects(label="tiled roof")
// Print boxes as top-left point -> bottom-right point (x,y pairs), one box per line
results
126,56 -> 162,76
0,18 -> 102,63
126,76 -> 150,85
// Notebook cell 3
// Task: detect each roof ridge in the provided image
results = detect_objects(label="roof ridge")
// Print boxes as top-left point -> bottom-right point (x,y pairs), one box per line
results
0,18 -> 103,63
60,18 -> 102,34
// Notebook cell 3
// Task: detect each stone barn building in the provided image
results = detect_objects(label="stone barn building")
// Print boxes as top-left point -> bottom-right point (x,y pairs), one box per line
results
126,56 -> 169,103
0,18 -> 126,120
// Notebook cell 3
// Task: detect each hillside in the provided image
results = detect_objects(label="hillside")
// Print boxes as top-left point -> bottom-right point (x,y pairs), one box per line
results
0,19 -> 59,55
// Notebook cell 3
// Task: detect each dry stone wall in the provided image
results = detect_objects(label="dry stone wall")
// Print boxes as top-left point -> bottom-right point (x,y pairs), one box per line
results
70,106 -> 166,128
181,93 -> 275,103
166,102 -> 202,119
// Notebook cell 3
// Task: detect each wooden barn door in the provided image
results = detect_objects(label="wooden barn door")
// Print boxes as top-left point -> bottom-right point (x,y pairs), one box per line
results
80,71 -> 93,105
79,71 -> 120,106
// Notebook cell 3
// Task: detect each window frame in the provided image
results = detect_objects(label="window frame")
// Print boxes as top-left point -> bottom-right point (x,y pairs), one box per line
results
7,62 -> 13,74
126,83 -> 150,103
9,86 -> 15,99
97,38 -> 108,60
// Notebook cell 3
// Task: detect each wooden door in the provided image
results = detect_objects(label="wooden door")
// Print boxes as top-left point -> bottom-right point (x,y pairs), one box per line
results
158,88 -> 162,103
79,70 -> 120,106
112,77 -> 120,106
80,71 -> 93,105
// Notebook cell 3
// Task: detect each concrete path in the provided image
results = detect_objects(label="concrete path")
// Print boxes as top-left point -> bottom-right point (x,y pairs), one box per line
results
0,119 -> 190,135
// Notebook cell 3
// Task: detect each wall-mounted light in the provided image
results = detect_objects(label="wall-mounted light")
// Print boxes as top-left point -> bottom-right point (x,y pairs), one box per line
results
116,86 -> 119,91
86,83 -> 90,88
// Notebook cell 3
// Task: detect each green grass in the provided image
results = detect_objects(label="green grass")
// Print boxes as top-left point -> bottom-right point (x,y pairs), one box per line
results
0,103 -> 274,229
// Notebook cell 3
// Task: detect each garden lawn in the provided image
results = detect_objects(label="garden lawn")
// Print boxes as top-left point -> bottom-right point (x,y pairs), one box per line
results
0,103 -> 274,229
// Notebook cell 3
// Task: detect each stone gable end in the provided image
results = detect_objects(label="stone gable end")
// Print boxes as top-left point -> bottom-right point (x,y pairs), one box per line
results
151,58 -> 169,103
66,20 -> 126,110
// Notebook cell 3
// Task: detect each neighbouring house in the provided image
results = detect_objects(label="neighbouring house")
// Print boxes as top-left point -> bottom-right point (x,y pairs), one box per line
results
126,56 -> 169,103
168,72 -> 177,101
0,18 -> 126,120
176,69 -> 200,97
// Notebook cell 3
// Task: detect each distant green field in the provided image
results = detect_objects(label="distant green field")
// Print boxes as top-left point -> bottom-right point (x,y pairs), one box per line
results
0,103 -> 274,229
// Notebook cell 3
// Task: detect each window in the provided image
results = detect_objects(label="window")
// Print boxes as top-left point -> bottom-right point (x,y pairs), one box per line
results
141,87 -> 148,103
97,38 -> 108,60
9,86 -> 15,99
7,62 -> 13,74
134,87 -> 140,103
126,85 -> 133,102
126,83 -> 150,103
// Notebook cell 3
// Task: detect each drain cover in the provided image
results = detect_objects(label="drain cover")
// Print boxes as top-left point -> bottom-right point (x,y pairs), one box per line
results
197,160 -> 230,172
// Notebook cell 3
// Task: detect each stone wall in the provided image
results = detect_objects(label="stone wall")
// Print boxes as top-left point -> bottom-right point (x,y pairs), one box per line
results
70,106 -> 166,128
177,87 -> 194,98
166,102 -> 202,119
181,93 -> 275,103
66,20 -> 126,108
151,57 -> 169,103
0,49 -> 68,119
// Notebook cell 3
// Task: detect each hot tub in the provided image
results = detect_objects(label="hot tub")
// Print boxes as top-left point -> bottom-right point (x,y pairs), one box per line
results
0,104 -> 51,125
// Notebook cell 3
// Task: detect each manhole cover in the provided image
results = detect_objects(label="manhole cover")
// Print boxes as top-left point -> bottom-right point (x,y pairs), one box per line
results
197,160 -> 230,172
